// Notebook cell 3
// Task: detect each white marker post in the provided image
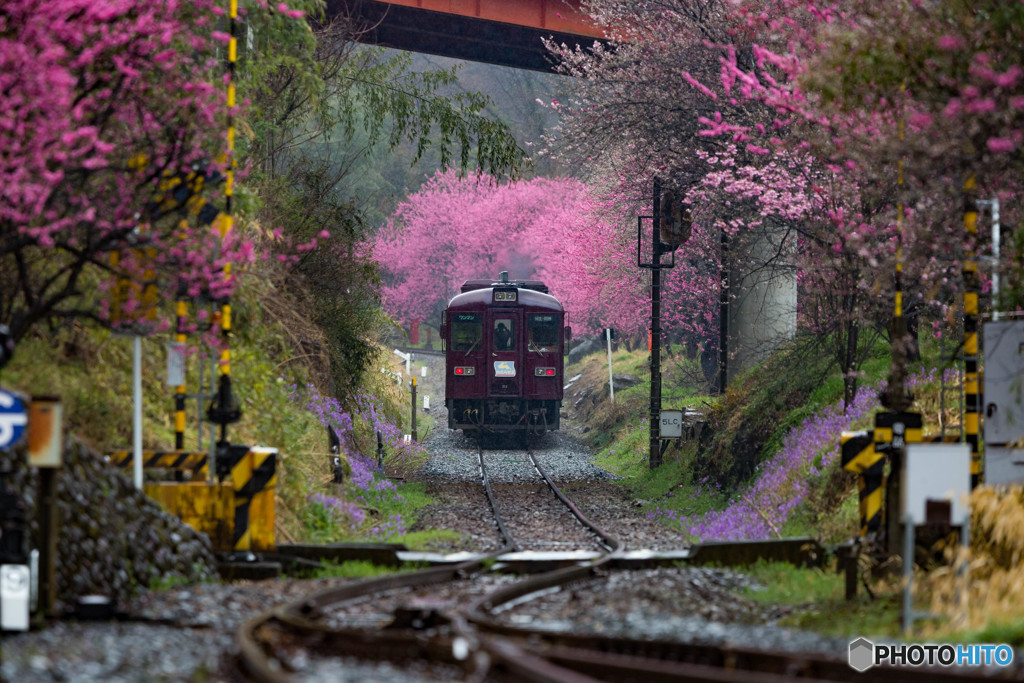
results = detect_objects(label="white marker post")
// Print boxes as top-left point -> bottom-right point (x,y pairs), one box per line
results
393,349 -> 411,375
606,328 -> 615,404
133,336 -> 143,490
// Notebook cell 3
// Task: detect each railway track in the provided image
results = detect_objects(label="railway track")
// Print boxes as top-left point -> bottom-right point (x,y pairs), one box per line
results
234,436 -> 1007,682
235,435 -> 619,681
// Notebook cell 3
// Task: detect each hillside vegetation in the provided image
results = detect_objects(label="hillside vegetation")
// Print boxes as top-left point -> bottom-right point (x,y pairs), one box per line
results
566,332 -> 1024,642
1,255 -> 431,547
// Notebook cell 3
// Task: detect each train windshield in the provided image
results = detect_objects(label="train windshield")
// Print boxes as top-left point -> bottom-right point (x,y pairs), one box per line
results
451,313 -> 482,352
528,314 -> 559,352
493,318 -> 516,351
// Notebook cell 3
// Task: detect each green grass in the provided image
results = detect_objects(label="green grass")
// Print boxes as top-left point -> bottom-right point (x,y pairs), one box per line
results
947,619 -> 1024,648
739,560 -> 901,638
741,560 -> 846,604
307,559 -> 424,580
392,529 -> 463,551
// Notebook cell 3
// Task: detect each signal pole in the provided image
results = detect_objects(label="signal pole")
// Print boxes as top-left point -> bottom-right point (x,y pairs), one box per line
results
650,178 -> 663,469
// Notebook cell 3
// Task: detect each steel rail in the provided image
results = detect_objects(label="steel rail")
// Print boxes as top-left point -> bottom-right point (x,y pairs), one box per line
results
478,441 -> 519,552
527,639 -> 1005,683
233,439 -> 554,681
526,446 -> 620,553
469,609 -> 1005,683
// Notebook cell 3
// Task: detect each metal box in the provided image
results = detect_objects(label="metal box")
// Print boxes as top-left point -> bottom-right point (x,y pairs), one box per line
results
983,320 -> 1024,445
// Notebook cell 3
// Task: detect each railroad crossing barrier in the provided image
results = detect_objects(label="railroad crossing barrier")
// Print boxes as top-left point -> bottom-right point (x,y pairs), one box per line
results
106,445 -> 277,555
841,430 -> 883,538
106,450 -> 209,478
229,446 -> 277,558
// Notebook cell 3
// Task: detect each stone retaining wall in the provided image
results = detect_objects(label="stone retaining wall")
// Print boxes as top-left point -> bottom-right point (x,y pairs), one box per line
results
0,437 -> 217,614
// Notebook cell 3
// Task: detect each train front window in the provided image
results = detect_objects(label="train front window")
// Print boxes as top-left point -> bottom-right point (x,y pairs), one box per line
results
452,314 -> 482,352
493,318 -> 516,351
528,314 -> 559,353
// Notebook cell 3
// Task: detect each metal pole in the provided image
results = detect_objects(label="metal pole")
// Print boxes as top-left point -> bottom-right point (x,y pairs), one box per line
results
980,198 -> 1001,320
650,178 -> 663,469
411,377 -> 418,442
37,468 -> 58,618
133,335 -> 143,490
902,513 -> 914,634
208,350 -> 217,483
606,328 -> 615,404
963,177 -> 981,488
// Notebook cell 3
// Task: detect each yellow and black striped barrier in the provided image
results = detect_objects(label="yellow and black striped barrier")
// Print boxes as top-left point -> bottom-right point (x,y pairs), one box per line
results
106,450 -> 208,476
106,446 -> 277,553
841,430 -> 883,537
230,447 -> 277,555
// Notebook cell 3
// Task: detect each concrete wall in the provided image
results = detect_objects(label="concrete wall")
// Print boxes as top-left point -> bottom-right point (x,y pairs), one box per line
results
727,226 -> 797,383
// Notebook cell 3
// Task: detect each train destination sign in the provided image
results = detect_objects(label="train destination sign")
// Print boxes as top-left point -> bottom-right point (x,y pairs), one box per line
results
493,361 -> 516,377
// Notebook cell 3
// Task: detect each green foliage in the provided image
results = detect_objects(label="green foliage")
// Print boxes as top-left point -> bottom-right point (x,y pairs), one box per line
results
392,529 -> 463,551
343,49 -> 527,179
741,560 -> 844,605
739,560 -> 901,638
149,572 -> 197,593
954,619 -> 1024,648
308,559 -> 422,580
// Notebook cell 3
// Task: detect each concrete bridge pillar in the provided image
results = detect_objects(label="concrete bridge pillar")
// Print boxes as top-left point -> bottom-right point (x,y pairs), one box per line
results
726,226 -> 797,383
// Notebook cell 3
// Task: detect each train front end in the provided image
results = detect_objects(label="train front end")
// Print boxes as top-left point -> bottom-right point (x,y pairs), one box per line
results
442,274 -> 568,435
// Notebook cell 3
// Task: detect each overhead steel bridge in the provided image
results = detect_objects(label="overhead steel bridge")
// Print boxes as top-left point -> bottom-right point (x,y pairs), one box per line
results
327,0 -> 607,71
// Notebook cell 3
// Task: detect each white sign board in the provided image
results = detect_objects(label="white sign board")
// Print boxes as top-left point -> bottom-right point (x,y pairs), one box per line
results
904,443 -> 971,526
493,361 -> 516,377
660,410 -> 683,439
166,342 -> 186,386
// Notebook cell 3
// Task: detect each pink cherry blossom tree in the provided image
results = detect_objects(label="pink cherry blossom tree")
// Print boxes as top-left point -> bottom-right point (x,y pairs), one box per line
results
373,169 -> 723,351
0,0 -> 254,351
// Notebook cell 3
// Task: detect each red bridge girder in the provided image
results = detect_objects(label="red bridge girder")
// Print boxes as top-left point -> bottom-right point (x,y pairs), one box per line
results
331,0 -> 608,71
376,0 -> 605,40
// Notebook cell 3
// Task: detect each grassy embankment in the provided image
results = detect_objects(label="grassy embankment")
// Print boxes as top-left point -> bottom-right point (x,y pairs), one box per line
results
567,334 -> 1024,642
1,270 -> 450,553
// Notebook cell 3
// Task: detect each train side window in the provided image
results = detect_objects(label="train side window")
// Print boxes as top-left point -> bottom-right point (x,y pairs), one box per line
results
528,314 -> 559,352
493,318 -> 515,350
452,314 -> 482,352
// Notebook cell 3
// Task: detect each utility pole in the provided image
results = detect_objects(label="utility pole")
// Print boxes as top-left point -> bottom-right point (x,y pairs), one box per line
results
650,178 -> 663,469
638,177 -> 683,469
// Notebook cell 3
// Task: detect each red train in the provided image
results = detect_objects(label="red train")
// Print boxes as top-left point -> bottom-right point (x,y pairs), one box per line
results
441,272 -> 570,435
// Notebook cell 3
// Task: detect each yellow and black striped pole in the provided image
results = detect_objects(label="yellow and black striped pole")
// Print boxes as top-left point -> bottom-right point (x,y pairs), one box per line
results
206,0 -> 242,442
174,290 -> 188,450
963,176 -> 981,488
221,0 -> 236,383
888,83 -> 908,413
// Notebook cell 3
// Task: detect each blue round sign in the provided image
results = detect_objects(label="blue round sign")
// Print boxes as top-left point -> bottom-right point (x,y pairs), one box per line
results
0,388 -> 28,450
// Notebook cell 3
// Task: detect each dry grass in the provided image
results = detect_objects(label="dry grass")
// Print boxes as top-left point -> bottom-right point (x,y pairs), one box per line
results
921,485 -> 1024,632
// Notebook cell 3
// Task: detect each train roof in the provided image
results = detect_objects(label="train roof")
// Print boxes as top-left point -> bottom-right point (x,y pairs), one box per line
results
461,279 -> 548,294
447,285 -> 563,311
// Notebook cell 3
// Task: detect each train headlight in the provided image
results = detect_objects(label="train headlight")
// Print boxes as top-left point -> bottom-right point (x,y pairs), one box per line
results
535,367 -> 556,376
454,367 -> 476,376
